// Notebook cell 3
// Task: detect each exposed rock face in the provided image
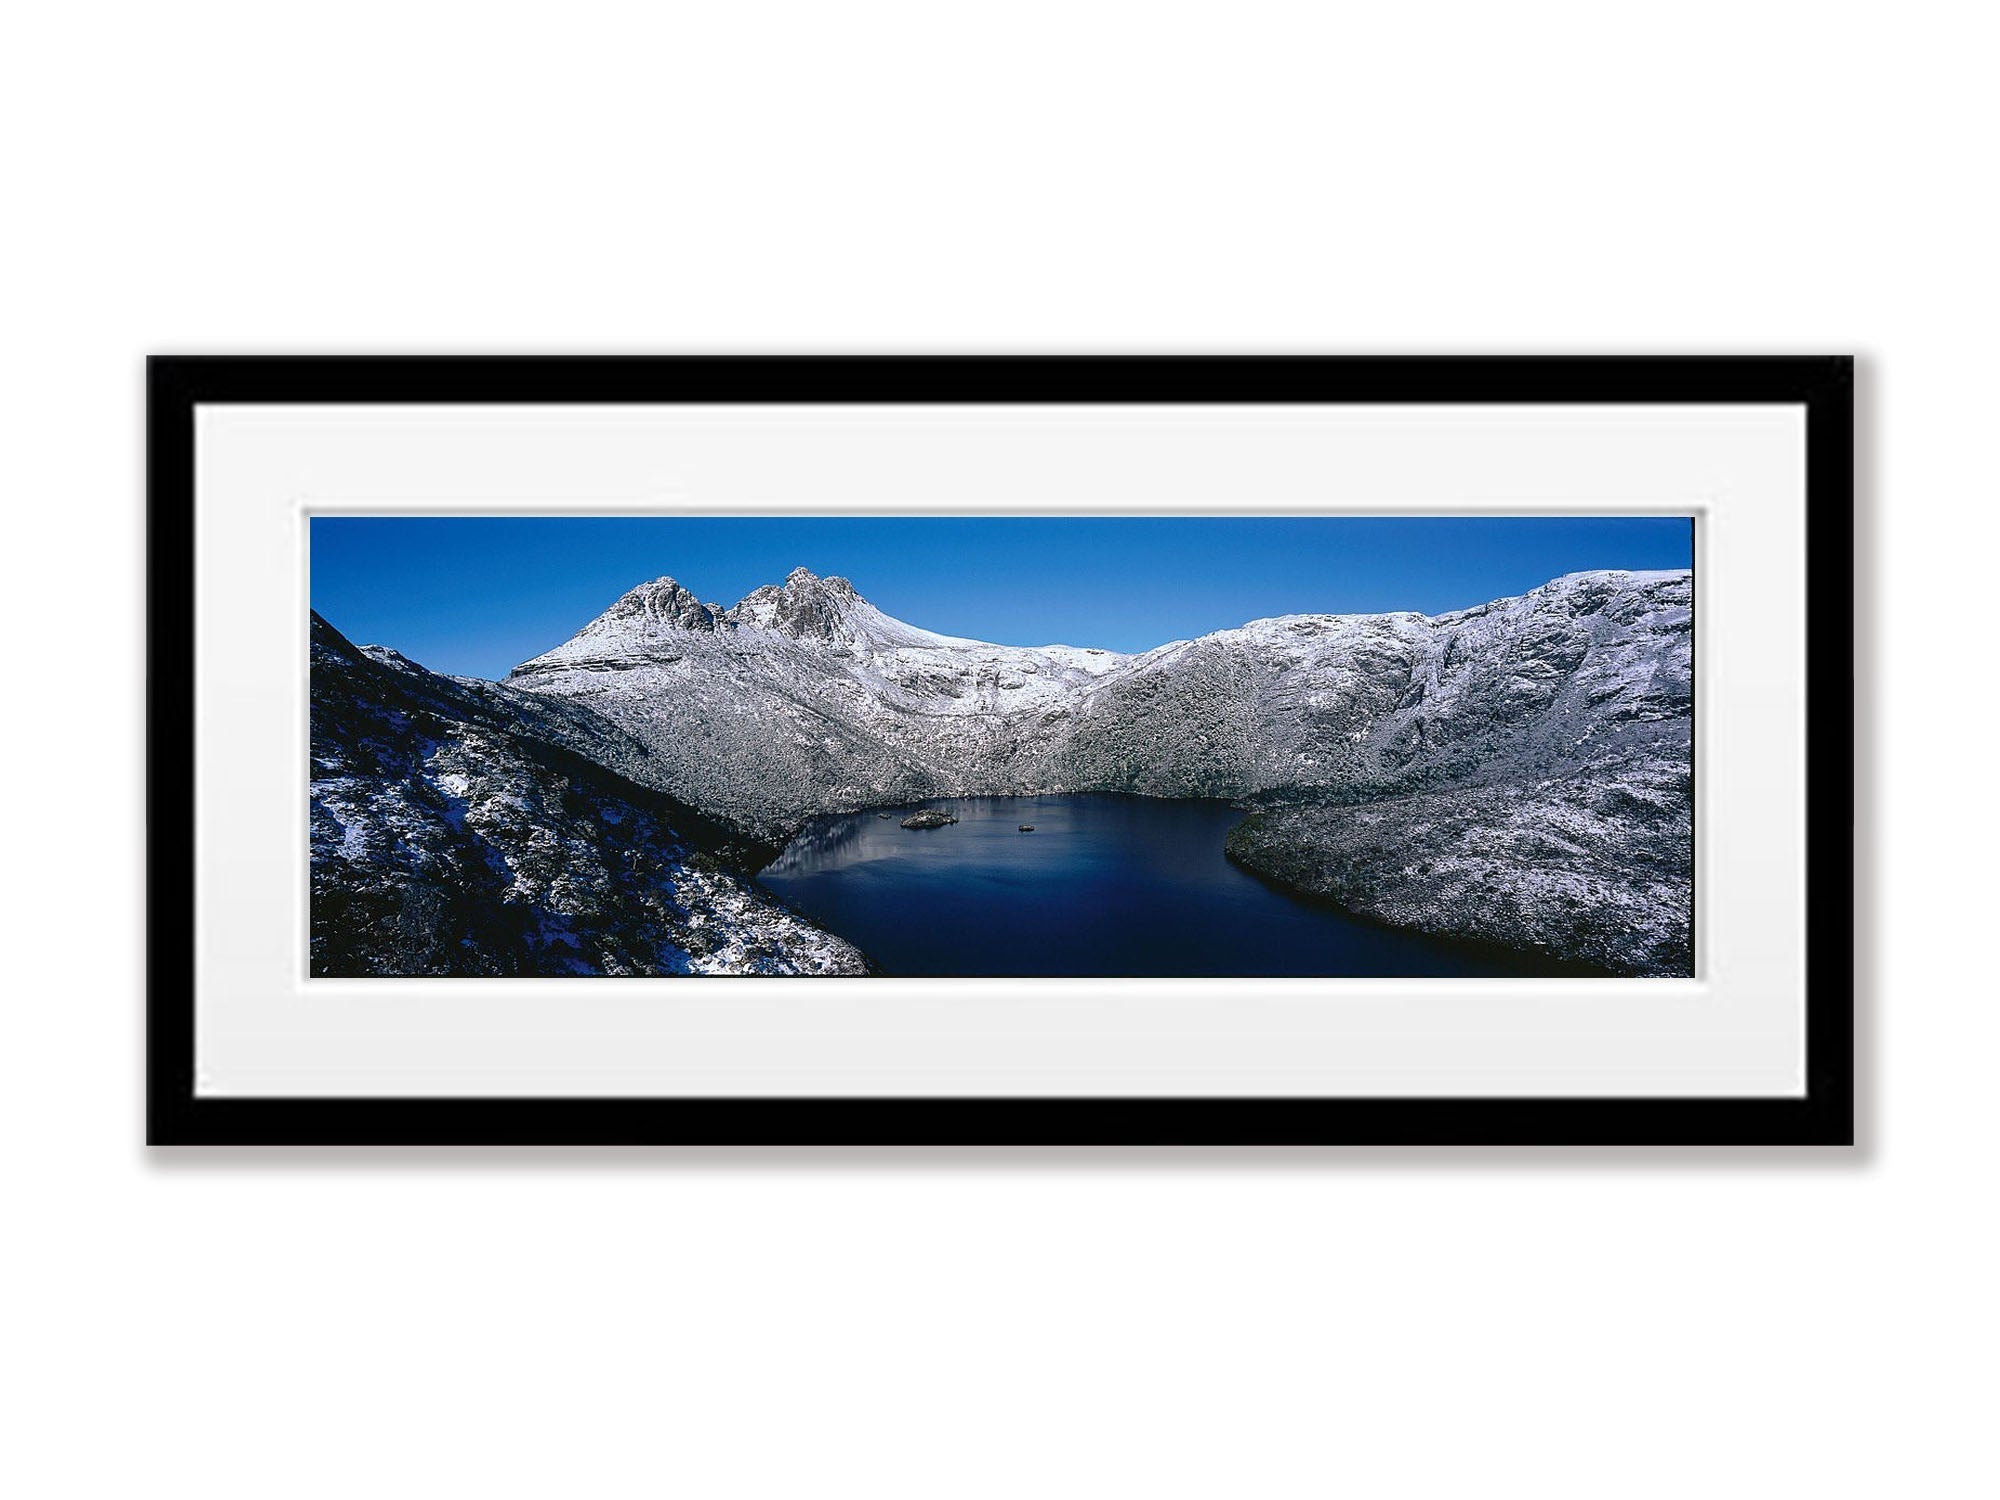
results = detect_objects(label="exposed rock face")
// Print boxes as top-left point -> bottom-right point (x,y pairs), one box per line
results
507,567 -> 1693,975
731,567 -> 867,640
603,576 -> 722,633
309,612 -> 867,977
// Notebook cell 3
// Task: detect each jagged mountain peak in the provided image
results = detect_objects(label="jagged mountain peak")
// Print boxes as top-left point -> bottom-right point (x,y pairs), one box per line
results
603,575 -> 723,632
782,565 -> 856,596
514,565 -> 946,674
727,567 -> 928,646
733,568 -> 857,632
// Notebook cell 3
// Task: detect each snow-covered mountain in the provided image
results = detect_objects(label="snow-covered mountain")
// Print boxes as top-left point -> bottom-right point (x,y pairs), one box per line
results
512,567 -> 1689,802
309,612 -> 867,977
506,565 -> 1693,974
508,568 -> 1132,836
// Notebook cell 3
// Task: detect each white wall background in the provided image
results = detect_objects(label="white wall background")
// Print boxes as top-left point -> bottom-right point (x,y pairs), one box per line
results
1,3 -> 1985,1496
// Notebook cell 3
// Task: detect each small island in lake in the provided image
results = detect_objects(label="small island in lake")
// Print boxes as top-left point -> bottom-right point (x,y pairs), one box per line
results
900,809 -> 959,829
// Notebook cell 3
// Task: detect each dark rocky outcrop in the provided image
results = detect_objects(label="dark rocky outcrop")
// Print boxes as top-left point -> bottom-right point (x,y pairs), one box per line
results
309,613 -> 866,977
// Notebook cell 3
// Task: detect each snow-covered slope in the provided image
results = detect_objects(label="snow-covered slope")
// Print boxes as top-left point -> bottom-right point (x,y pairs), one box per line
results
1051,568 -> 1691,795
309,612 -> 867,977
504,565 -> 1693,974
509,568 -> 1130,835
512,567 -> 1690,819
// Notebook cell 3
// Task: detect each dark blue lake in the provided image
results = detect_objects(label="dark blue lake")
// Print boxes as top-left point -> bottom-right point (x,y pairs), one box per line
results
758,794 -> 1579,978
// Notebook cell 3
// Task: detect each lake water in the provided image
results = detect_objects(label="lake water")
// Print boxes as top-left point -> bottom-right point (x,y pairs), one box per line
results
758,794 -> 1584,977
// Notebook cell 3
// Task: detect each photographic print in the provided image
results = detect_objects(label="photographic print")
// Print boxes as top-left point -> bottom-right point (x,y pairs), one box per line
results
310,516 -> 1695,981
151,356 -> 1851,1145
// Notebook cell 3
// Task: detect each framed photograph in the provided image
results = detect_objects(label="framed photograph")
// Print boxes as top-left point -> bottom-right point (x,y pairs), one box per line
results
148,356 -> 1853,1145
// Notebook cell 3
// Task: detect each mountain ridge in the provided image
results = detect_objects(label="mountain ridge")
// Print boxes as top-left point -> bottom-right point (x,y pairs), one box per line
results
505,567 -> 1691,816
520,563 -> 1690,662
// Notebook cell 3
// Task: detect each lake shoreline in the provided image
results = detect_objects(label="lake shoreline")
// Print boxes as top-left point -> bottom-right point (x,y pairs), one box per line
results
757,792 -> 1596,979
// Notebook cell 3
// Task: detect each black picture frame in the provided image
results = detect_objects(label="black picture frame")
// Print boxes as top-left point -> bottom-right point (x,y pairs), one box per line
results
148,355 -> 1854,1146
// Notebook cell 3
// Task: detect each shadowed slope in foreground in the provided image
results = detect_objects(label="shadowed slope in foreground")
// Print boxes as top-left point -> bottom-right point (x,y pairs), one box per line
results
309,613 -> 867,977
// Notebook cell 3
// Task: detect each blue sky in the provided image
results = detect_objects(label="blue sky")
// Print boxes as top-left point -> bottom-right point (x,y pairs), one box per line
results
311,516 -> 1693,679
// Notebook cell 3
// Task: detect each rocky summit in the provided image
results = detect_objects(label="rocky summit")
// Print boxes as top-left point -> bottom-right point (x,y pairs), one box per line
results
315,565 -> 1693,976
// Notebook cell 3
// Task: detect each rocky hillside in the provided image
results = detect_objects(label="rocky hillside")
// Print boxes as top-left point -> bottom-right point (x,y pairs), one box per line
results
1211,572 -> 1694,974
507,566 -> 1693,975
309,613 -> 867,977
1224,755 -> 1692,976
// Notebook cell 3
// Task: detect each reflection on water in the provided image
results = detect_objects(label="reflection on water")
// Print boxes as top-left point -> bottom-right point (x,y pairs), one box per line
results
758,793 -> 1585,978
763,812 -> 870,868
